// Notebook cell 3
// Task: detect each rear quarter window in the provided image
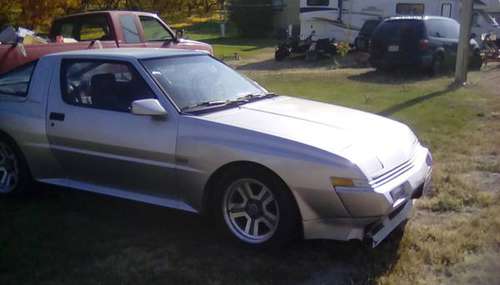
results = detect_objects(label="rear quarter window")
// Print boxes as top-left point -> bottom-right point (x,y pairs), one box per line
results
0,61 -> 37,97
51,14 -> 112,41
425,19 -> 459,39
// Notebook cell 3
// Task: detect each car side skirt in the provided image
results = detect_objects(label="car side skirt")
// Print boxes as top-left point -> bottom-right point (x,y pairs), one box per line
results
38,178 -> 198,213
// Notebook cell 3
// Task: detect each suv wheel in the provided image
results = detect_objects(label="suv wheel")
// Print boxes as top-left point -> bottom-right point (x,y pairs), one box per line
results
216,167 -> 299,247
431,55 -> 444,76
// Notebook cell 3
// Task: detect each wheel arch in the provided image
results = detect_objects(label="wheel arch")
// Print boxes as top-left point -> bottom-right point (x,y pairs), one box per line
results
202,160 -> 303,232
0,128 -> 33,188
0,129 -> 24,156
433,48 -> 445,60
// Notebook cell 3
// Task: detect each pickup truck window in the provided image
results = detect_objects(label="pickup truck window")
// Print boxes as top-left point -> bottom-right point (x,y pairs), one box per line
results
61,60 -> 155,112
140,16 -> 173,42
0,61 -> 36,97
79,15 -> 111,41
52,14 -> 111,41
119,15 -> 141,43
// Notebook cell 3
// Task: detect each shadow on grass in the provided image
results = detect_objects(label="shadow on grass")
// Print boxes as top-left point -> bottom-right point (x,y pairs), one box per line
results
0,185 -> 404,285
378,84 -> 459,116
348,68 -> 454,85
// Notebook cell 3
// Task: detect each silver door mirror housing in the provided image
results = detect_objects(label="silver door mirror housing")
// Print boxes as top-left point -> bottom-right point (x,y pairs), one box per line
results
131,99 -> 167,117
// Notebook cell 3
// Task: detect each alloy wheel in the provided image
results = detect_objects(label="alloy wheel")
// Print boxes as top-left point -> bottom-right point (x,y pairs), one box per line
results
222,178 -> 280,244
0,142 -> 19,194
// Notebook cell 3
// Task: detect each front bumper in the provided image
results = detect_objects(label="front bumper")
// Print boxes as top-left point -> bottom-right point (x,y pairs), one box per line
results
303,146 -> 432,246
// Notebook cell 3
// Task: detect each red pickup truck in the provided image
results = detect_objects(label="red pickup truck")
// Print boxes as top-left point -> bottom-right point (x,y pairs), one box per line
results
0,10 -> 213,74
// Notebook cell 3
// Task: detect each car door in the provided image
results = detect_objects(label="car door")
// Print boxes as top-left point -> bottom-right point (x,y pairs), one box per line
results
46,58 -> 179,198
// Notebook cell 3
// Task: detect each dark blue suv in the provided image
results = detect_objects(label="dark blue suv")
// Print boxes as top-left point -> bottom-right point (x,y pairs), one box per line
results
369,16 -> 482,75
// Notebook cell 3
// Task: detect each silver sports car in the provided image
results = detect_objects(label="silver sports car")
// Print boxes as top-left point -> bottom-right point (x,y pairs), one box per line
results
0,48 -> 432,247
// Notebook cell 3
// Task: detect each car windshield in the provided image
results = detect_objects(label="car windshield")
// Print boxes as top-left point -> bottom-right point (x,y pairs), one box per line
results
361,20 -> 381,35
142,55 -> 270,113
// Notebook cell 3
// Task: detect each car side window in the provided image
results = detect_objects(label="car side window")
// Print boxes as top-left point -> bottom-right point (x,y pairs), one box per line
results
139,16 -> 173,42
0,61 -> 37,97
119,15 -> 141,43
61,60 -> 155,112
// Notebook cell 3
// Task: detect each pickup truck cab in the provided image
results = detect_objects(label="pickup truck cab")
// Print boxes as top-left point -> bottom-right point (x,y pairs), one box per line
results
0,11 -> 212,74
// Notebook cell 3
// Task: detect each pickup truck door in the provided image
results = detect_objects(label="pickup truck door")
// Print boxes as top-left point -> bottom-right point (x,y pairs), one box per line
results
46,58 -> 178,199
115,14 -> 147,48
137,15 -> 176,48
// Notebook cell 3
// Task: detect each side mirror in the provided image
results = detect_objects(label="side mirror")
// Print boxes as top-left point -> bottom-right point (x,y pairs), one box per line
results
131,99 -> 167,117
175,29 -> 184,40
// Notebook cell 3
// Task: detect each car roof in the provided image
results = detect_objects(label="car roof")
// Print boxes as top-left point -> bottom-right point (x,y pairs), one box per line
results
47,48 -> 205,60
53,10 -> 158,21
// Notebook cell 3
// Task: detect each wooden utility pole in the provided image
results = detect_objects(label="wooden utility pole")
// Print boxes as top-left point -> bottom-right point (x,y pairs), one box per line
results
455,0 -> 474,85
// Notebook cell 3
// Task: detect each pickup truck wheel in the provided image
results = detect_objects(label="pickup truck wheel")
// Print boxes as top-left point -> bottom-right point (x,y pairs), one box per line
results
0,139 -> 30,195
216,167 -> 299,248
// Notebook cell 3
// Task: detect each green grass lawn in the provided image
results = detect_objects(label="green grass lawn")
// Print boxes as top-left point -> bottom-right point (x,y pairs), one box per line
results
1,62 -> 499,283
181,22 -> 277,59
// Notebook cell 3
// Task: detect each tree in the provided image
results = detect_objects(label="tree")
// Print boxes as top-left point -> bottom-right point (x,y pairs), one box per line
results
227,0 -> 274,37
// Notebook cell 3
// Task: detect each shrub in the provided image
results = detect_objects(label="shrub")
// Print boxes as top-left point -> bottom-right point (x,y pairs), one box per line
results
337,41 -> 350,57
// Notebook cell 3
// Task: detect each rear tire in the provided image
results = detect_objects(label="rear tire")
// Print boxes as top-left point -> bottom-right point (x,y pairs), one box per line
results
430,55 -> 444,77
215,166 -> 300,248
0,136 -> 31,196
275,47 -> 290,62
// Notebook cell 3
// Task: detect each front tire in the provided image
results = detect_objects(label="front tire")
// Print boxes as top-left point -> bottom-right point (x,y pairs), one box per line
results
216,167 -> 299,248
0,137 -> 30,196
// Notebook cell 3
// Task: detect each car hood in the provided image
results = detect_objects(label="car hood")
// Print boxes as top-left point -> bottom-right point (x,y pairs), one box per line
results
171,39 -> 213,54
203,96 -> 418,178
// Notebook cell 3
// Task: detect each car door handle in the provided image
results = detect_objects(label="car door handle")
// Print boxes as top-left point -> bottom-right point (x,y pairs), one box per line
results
49,112 -> 65,121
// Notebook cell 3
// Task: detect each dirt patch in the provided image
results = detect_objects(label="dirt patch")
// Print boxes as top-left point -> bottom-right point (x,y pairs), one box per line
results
459,171 -> 500,193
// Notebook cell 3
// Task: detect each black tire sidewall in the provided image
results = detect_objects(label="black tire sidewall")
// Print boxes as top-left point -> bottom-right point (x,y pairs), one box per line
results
431,55 -> 444,76
214,167 -> 299,248
0,136 -> 31,196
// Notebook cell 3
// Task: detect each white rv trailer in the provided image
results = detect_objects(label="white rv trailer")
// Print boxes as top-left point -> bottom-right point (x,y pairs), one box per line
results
300,0 -> 500,43
482,0 -> 500,22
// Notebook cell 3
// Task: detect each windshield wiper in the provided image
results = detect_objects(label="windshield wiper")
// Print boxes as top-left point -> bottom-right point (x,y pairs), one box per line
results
181,93 -> 277,113
181,100 -> 229,112
233,93 -> 277,103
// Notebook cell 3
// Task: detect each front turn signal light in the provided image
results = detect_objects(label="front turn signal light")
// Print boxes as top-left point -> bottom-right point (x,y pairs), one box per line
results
331,177 -> 355,187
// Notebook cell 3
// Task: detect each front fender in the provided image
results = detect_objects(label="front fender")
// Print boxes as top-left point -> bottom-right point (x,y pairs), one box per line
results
175,117 -> 363,220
